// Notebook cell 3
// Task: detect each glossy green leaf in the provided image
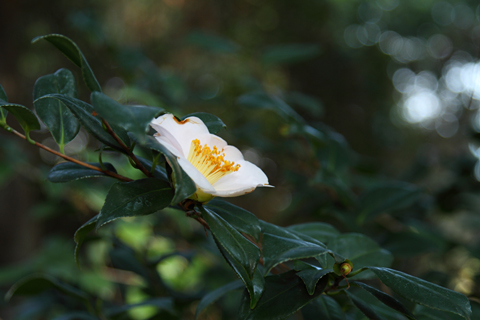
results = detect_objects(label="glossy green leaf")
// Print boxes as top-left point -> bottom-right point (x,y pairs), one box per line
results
262,233 -> 330,275
35,94 -> 124,150
347,291 -> 386,320
261,43 -> 322,66
414,305 -> 464,320
260,220 -> 326,247
74,215 -> 98,265
366,267 -> 471,320
205,199 -> 261,241
357,182 -> 422,224
287,222 -> 340,244
353,281 -> 415,320
91,91 -> 163,141
96,178 -> 174,228
136,156 -> 168,181
214,237 -> 265,309
106,297 -> 177,318
32,34 -> 102,92
5,274 -> 89,302
130,134 -> 196,204
183,112 -> 226,134
200,206 -> 260,279
195,280 -> 243,319
33,68 -> 79,153
238,271 -> 329,320
47,162 -> 117,182
297,268 -> 333,295
0,103 -> 40,142
301,296 -> 346,320
0,84 -> 8,126
328,233 -> 393,279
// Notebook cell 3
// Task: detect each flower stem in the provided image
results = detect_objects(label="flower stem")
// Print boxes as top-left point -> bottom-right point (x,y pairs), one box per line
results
101,120 -> 153,178
9,128 -> 133,182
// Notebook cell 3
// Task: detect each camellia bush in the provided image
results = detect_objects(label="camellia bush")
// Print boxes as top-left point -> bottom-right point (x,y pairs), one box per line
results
1,34 -> 474,320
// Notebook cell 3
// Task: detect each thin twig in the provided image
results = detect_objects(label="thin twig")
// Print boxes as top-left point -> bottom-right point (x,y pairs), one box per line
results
102,120 -> 153,178
10,128 -> 133,182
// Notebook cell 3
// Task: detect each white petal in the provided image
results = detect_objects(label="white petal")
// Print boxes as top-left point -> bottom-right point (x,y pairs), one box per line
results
153,131 -> 184,158
151,114 -> 210,156
177,157 -> 216,193
211,160 -> 270,197
196,134 -> 228,150
222,145 -> 244,162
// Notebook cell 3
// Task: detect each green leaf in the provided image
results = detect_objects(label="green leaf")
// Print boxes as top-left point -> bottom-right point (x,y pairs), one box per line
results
301,296 -> 346,320
199,206 -> 260,279
195,280 -> 243,319
306,296 -> 348,320
0,84 -> 8,126
261,233 -> 330,275
5,274 -> 89,302
33,68 -> 79,153
287,222 -> 340,244
32,34 -> 102,92
74,215 -> 98,266
35,94 -> 124,150
328,233 -> 393,279
0,103 -> 40,142
205,199 -> 261,241
214,237 -> 265,309
91,92 -> 163,141
96,178 -> 174,228
261,44 -> 322,66
47,162 -> 117,182
238,271 -> 329,320
414,305 -> 464,320
346,291 -> 386,320
366,267 -> 472,320
136,156 -> 168,181
106,297 -> 177,318
260,220 -> 326,247
353,281 -> 415,320
130,134 -> 196,204
183,112 -> 226,134
357,182 -> 422,224
296,268 -> 333,295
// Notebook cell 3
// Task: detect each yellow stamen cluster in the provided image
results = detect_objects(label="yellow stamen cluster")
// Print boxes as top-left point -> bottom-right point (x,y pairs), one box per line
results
187,139 -> 240,185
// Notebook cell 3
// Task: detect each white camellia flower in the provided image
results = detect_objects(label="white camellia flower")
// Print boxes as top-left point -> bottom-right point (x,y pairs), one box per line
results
151,113 -> 271,202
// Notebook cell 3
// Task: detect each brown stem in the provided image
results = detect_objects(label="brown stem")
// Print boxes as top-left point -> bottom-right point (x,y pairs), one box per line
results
102,120 -> 153,178
10,128 -> 133,182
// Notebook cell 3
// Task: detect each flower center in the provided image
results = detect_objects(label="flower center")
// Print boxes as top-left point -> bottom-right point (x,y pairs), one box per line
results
187,139 -> 240,185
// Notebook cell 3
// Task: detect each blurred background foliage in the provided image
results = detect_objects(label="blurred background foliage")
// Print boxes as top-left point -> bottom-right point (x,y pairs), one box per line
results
2,0 -> 480,318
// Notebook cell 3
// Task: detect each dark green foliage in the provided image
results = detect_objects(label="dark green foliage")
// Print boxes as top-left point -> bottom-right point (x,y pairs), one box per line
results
366,267 -> 472,320
33,68 -> 79,152
96,178 -> 174,228
0,103 -> 40,142
32,34 -> 101,92
48,162 -> 117,182
237,271 -> 329,320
